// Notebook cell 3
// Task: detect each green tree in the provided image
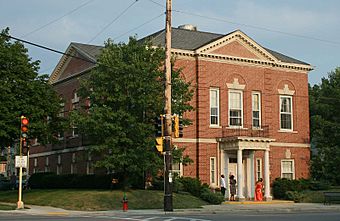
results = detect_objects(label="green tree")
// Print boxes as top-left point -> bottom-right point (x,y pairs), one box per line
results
310,67 -> 340,184
72,37 -> 193,187
0,28 -> 65,147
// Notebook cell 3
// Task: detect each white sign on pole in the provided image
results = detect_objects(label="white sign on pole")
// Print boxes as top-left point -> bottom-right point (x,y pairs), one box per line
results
15,156 -> 27,168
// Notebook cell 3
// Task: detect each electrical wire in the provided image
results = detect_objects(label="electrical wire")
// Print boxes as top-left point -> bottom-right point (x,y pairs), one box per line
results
3,34 -> 96,65
21,0 -> 95,38
112,12 -> 164,41
147,0 -> 340,46
87,0 -> 140,43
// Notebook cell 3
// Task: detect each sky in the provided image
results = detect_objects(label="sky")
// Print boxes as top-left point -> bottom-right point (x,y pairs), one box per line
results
1,0 -> 339,85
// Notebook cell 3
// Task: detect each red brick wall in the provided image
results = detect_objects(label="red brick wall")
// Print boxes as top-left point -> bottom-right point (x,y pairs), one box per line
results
173,54 -> 310,183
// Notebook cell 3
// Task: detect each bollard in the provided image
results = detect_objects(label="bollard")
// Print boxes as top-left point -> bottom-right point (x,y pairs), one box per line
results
122,192 -> 128,212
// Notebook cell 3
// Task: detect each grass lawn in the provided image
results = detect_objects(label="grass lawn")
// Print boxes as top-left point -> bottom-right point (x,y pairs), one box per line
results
0,203 -> 16,210
0,189 -> 207,211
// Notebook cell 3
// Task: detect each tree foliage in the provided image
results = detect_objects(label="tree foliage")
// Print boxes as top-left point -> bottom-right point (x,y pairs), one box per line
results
72,37 -> 193,186
310,67 -> 340,184
0,28 -> 64,147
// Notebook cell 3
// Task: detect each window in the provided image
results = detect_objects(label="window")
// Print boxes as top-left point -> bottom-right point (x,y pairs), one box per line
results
281,160 -> 295,179
210,157 -> 216,184
58,96 -> 65,117
210,88 -> 219,126
256,158 -> 262,181
72,126 -> 79,137
229,90 -> 243,126
87,162 -> 94,175
87,153 -> 93,175
57,155 -> 62,165
252,92 -> 261,128
280,96 -> 293,130
172,161 -> 183,177
72,90 -> 80,110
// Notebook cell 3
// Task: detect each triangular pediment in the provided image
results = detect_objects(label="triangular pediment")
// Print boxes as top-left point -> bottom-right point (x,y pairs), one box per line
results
49,43 -> 100,84
195,30 -> 278,62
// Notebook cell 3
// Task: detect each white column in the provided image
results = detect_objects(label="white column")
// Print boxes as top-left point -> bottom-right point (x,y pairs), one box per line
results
224,152 -> 229,200
237,149 -> 245,201
264,149 -> 272,201
249,150 -> 255,200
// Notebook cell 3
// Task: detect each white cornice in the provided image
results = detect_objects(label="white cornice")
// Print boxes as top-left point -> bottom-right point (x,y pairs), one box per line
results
172,48 -> 312,72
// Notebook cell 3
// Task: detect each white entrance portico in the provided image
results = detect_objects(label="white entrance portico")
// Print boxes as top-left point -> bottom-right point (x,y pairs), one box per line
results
218,136 -> 274,201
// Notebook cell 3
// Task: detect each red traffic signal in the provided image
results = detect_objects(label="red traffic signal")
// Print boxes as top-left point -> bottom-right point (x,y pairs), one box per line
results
21,116 -> 29,138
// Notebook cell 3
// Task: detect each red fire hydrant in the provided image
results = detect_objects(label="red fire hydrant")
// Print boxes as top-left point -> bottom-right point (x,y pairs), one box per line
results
122,192 -> 128,212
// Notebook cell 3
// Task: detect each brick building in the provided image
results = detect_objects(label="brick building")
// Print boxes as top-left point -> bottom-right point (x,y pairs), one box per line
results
29,25 -> 313,201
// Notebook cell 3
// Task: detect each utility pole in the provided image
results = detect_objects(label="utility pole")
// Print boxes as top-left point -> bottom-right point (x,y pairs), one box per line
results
164,0 -> 173,212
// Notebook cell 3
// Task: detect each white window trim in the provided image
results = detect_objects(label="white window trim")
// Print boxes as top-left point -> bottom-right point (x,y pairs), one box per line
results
210,157 -> 217,185
45,156 -> 49,166
279,95 -> 293,131
252,92 -> 261,129
72,153 -> 76,163
210,88 -> 220,127
228,90 -> 243,127
256,158 -> 262,181
172,161 -> 183,177
281,159 -> 295,179
71,91 -> 80,104
57,155 -> 62,165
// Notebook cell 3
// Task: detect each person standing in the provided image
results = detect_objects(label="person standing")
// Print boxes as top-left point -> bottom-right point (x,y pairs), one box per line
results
255,178 -> 263,201
220,174 -> 226,197
229,175 -> 237,201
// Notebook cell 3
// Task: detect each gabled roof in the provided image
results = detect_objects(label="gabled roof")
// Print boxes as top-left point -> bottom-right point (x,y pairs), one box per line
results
141,27 -> 310,66
71,42 -> 102,61
49,27 -> 312,84
49,42 -> 102,84
140,27 -> 223,50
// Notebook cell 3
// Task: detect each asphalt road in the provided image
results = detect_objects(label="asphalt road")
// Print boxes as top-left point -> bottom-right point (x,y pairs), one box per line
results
1,212 -> 340,221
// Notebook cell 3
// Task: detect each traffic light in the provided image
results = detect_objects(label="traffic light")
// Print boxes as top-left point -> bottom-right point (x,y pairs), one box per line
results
155,115 -> 164,137
20,116 -> 29,139
22,138 -> 29,155
155,137 -> 163,153
174,115 -> 179,138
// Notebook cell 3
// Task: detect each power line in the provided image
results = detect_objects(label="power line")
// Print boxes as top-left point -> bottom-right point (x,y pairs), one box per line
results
87,0 -> 140,43
3,34 -> 337,99
147,0 -> 340,46
21,0 -> 95,38
3,34 -> 96,65
112,13 -> 164,41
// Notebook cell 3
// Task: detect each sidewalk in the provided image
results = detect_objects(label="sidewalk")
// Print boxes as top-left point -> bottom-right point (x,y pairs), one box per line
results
2,201 -> 340,216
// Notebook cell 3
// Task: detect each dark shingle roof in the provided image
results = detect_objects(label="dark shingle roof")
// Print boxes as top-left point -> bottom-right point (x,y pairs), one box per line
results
141,27 -> 224,50
264,47 -> 309,65
71,42 -> 102,61
72,28 -> 309,66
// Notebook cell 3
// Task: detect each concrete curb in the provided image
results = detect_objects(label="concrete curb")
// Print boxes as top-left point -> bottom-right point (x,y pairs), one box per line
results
1,202 -> 340,216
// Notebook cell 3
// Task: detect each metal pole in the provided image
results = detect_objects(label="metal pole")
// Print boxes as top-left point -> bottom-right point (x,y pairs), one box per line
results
164,0 -> 173,212
17,137 -> 24,209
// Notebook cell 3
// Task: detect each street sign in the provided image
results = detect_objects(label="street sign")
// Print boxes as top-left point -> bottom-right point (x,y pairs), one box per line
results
15,156 -> 27,168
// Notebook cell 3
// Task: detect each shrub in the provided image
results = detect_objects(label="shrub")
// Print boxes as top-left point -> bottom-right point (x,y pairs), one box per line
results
286,191 -> 304,202
309,180 -> 331,190
272,178 -> 331,200
178,177 -> 203,197
199,187 -> 225,204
